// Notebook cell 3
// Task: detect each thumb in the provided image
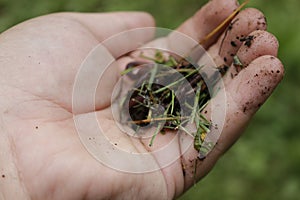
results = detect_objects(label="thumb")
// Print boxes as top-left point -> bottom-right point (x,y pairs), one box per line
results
67,12 -> 155,57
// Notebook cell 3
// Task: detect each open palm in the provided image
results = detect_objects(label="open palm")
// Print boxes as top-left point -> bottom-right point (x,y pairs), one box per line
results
0,0 -> 283,199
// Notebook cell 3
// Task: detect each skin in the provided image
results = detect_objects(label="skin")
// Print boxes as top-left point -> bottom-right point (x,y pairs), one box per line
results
0,0 -> 284,199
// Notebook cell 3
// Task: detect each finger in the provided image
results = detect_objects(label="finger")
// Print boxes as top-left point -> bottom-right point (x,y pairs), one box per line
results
218,8 -> 267,65
223,30 -> 279,84
180,55 -> 284,189
233,30 -> 279,67
200,8 -> 267,75
215,56 -> 284,153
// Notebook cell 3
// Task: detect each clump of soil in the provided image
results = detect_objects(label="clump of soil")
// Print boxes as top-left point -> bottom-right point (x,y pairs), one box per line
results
120,51 -> 216,155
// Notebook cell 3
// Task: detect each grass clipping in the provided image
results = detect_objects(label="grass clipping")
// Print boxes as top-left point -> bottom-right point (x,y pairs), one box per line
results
119,0 -> 249,160
120,52 -> 214,160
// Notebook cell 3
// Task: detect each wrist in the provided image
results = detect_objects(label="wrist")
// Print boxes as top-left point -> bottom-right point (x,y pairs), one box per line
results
0,126 -> 30,199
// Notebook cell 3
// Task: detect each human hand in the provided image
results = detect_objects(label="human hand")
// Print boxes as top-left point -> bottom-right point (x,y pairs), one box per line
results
0,0 -> 283,199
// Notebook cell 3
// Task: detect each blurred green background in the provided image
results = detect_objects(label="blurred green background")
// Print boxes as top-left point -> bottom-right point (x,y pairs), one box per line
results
0,0 -> 299,199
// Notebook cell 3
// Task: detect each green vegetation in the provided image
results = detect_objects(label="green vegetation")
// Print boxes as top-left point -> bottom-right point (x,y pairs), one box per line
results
1,0 -> 299,199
